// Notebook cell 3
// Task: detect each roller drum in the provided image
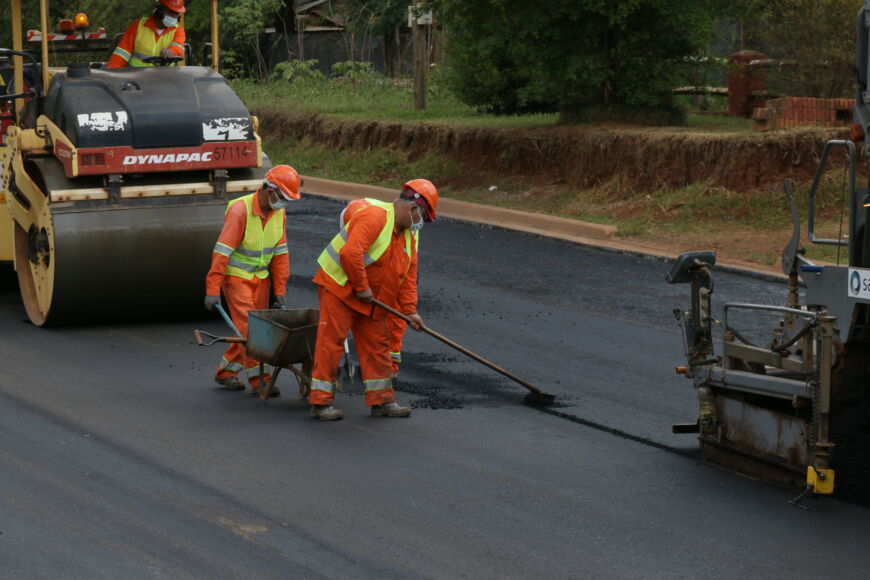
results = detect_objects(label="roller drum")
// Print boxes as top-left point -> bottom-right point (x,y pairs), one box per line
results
16,158 -> 267,325
49,203 -> 226,323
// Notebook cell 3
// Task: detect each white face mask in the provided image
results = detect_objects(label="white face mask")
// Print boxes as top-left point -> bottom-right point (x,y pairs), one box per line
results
268,189 -> 287,211
409,207 -> 424,232
162,14 -> 178,28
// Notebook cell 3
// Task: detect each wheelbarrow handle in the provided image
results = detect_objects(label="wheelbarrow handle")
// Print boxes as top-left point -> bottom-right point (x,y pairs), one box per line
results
194,329 -> 246,347
215,303 -> 243,338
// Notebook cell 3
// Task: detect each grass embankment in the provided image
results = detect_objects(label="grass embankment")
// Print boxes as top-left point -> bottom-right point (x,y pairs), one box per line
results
234,79 -> 852,266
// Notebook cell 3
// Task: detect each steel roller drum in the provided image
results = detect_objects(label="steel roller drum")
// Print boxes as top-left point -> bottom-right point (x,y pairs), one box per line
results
49,203 -> 226,322
20,158 -> 268,325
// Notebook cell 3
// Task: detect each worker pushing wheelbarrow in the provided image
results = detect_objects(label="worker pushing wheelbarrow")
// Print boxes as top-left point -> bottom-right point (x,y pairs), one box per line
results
195,305 -> 319,400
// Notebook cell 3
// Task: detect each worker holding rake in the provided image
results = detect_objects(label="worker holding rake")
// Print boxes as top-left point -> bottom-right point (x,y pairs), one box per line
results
309,179 -> 439,420
339,194 -> 422,379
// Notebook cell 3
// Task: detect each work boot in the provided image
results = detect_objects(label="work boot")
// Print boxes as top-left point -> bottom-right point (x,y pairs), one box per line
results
310,405 -> 343,421
215,376 -> 245,391
371,401 -> 411,418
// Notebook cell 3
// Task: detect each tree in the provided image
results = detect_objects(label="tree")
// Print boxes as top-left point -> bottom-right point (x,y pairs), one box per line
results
0,1 -> 290,79
730,0 -> 860,98
323,0 -> 410,76
435,0 -> 719,123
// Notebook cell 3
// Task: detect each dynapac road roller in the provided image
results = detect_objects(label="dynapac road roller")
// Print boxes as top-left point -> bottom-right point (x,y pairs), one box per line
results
0,0 -> 267,325
667,0 -> 870,506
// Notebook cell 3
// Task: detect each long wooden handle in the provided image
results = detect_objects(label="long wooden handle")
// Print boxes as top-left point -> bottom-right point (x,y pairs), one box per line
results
371,299 -> 551,397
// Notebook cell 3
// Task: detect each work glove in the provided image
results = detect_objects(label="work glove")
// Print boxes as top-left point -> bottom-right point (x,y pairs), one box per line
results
271,294 -> 286,309
160,48 -> 176,59
204,295 -> 221,311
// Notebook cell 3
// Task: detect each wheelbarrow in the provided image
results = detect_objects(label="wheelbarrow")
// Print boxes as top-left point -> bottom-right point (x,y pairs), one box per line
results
195,306 -> 319,400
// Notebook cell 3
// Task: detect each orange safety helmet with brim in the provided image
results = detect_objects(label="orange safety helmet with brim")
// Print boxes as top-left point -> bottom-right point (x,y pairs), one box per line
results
264,165 -> 301,201
159,0 -> 186,14
401,179 -> 438,222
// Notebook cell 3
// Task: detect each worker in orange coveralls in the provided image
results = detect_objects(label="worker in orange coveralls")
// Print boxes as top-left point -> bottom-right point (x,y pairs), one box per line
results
339,190 -> 424,379
108,0 -> 186,68
204,165 -> 300,395
309,179 -> 439,421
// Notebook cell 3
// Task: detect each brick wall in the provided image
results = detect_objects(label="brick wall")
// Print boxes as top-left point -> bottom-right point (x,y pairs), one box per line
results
752,97 -> 854,131
728,50 -> 766,118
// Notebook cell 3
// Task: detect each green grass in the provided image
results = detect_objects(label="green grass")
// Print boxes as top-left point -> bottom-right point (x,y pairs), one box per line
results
266,136 -> 460,190
685,114 -> 754,133
233,79 -> 559,128
235,79 -> 764,133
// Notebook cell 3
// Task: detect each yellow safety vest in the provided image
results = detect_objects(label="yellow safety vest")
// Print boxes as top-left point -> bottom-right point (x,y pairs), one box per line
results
128,17 -> 182,67
213,194 -> 287,280
318,198 -> 414,286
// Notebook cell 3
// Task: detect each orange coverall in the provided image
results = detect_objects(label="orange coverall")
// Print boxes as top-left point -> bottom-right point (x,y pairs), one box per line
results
310,202 -> 419,406
341,199 -> 411,375
205,191 -> 289,389
107,15 -> 185,69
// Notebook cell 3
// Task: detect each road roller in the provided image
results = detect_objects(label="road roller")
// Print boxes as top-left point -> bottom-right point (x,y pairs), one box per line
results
667,1 -> 870,506
0,0 -> 267,325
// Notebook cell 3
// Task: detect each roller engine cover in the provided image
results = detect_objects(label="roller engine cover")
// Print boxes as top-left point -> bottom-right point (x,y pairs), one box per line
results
42,66 -> 253,149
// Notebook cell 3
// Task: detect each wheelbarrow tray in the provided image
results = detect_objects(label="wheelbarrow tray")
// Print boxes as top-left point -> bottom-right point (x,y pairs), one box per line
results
245,309 -> 319,368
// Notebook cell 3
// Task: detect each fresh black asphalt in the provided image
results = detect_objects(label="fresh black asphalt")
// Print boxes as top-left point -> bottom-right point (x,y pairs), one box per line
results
1,196 -> 869,578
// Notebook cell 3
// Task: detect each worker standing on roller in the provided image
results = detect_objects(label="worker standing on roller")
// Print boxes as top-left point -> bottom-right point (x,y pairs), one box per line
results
203,165 -> 300,395
108,0 -> 186,68
309,179 -> 439,421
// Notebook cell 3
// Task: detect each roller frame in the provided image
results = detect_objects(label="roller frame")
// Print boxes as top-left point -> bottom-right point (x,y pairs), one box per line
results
1,125 -> 268,325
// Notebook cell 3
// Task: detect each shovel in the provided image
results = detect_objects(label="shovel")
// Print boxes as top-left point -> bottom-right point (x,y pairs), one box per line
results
193,304 -> 246,346
372,299 -> 556,406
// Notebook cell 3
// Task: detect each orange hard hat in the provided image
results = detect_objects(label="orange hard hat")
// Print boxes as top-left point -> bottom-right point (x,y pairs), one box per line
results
264,165 -> 301,201
159,0 -> 186,14
402,179 -> 438,222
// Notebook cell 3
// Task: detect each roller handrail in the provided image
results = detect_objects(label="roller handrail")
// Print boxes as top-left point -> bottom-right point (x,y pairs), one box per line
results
0,48 -> 42,95
807,139 -> 856,247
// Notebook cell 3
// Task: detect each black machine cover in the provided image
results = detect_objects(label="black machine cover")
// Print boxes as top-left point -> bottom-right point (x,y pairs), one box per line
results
42,65 -> 254,149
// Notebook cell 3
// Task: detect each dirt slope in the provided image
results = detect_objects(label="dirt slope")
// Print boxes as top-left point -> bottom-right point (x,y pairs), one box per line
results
254,108 -> 852,194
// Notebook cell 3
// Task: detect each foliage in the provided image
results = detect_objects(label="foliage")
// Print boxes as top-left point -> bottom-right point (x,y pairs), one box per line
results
0,0 -> 288,79
328,0 -> 410,72
729,0 -> 860,98
331,60 -> 381,84
433,0 -> 719,121
272,59 -> 326,84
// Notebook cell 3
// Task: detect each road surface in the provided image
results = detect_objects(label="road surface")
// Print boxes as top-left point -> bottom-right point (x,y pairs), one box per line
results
1,196 -> 869,579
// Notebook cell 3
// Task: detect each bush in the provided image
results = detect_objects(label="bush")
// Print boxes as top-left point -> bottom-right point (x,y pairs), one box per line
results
436,0 -> 718,122
331,61 -> 383,85
733,0 -> 857,98
272,59 -> 327,84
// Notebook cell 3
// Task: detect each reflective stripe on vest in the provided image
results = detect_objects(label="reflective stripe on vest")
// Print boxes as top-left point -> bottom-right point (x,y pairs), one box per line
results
222,193 -> 285,280
317,198 -> 413,287
129,17 -> 180,67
